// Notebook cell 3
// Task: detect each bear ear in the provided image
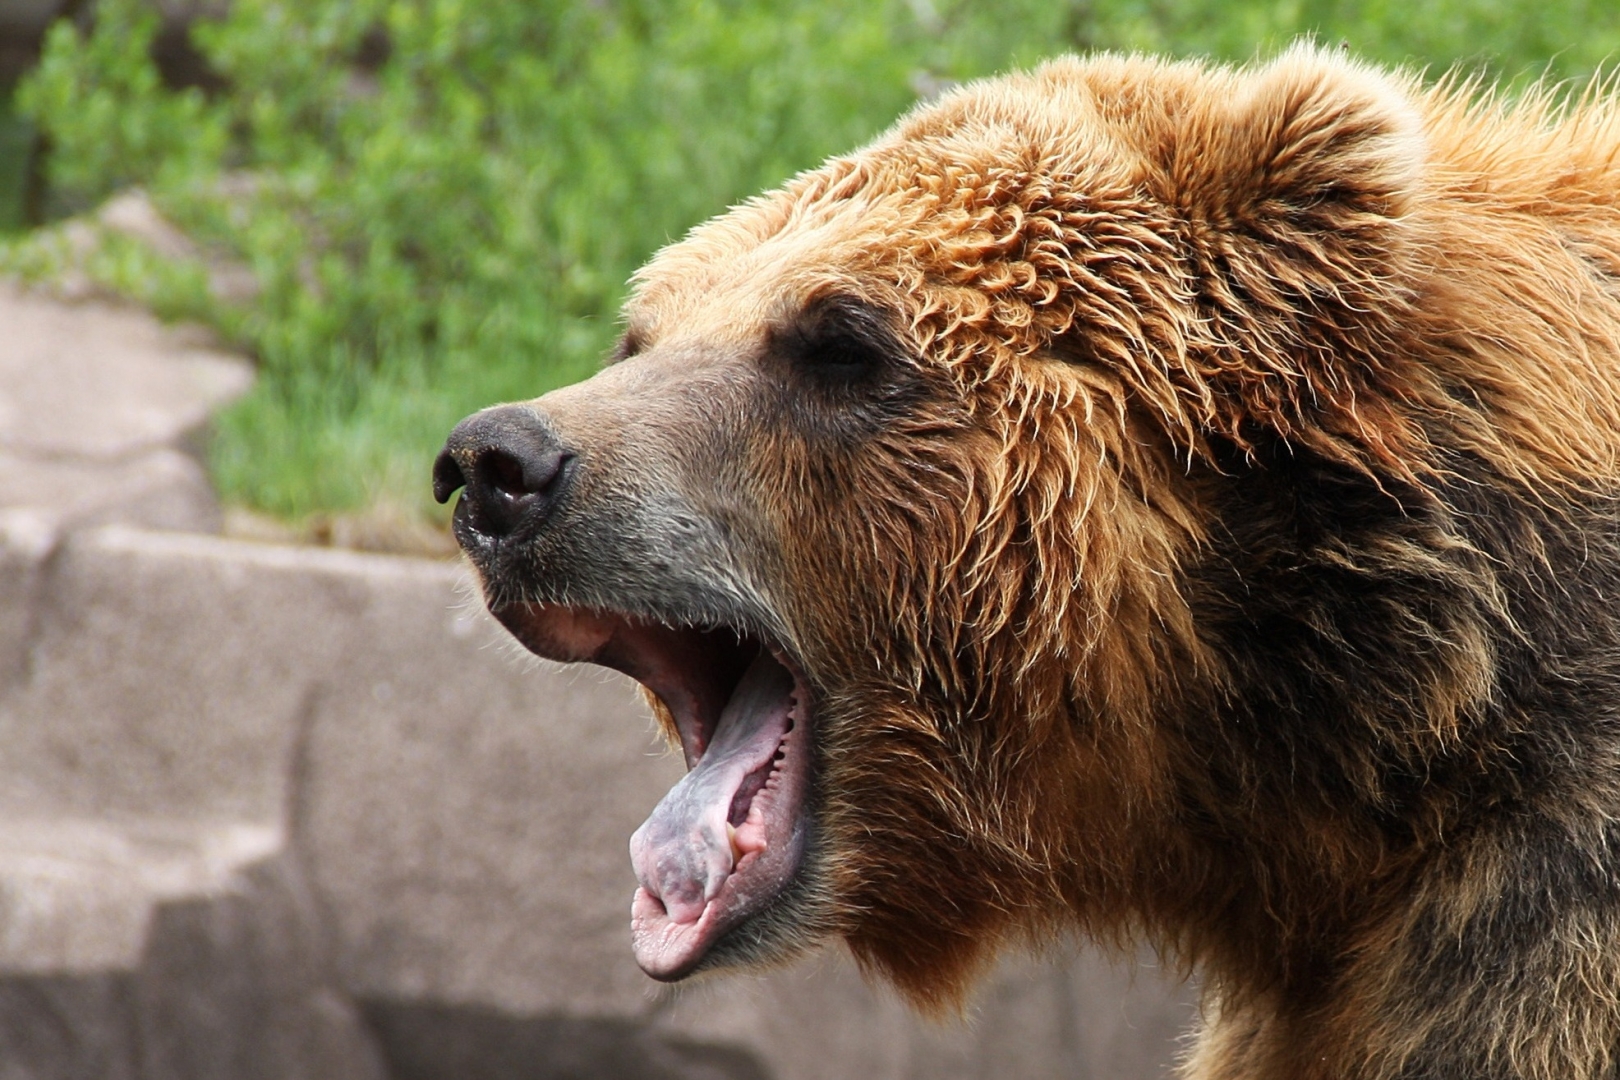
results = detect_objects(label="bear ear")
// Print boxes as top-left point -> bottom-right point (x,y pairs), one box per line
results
1164,44 -> 1426,242
1130,47 -> 1430,472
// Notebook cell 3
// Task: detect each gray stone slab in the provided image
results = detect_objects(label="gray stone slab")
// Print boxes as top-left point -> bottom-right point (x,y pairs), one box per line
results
129,854 -> 388,1080
0,975 -> 143,1080
0,527 -> 353,822
0,817 -> 279,973
0,853 -> 388,1080
361,998 -> 773,1080
0,450 -> 221,701
650,946 -> 1196,1080
0,528 -> 462,824
299,568 -> 678,1015
0,283 -> 252,461
0,449 -> 221,535
1,526 -> 1196,1078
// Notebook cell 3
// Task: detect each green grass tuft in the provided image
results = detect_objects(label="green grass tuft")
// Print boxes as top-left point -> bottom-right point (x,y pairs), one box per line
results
12,0 -> 1620,524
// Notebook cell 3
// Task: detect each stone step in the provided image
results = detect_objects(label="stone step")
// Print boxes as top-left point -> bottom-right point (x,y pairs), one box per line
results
0,449 -> 221,538
0,525 -> 362,824
0,848 -> 387,1080
0,283 -> 252,463
0,522 -> 1197,1079
0,817 -> 279,974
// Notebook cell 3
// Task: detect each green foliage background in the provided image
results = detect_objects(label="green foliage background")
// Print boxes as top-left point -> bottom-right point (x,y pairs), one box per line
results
13,0 -> 1620,522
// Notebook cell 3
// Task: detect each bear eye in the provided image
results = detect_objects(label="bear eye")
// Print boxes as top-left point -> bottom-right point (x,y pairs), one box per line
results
773,295 -> 897,387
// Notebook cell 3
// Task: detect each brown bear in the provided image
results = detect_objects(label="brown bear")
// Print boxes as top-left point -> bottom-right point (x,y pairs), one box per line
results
433,44 -> 1620,1079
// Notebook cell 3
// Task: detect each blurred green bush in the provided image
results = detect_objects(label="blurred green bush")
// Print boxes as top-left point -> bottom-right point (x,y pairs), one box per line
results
13,0 -> 1620,522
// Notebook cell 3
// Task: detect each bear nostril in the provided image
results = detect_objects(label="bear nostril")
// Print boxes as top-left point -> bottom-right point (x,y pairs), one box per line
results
432,450 -> 467,505
478,449 -> 528,501
463,445 -> 574,537
474,446 -> 570,501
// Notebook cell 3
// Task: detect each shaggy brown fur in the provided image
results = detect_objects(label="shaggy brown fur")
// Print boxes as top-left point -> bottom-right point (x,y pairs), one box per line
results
438,45 -> 1620,1079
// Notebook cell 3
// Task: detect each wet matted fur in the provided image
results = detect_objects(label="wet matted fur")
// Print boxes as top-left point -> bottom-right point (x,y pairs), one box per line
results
438,45 -> 1620,1080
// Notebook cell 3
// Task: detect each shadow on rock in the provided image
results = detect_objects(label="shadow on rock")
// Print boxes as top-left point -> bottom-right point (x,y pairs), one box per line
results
361,998 -> 773,1080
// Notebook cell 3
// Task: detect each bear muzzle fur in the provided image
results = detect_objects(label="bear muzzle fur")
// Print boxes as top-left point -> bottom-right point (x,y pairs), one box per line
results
435,358 -> 829,982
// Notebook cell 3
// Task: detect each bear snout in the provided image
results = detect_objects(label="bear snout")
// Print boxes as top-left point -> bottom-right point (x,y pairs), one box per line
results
434,403 -> 575,541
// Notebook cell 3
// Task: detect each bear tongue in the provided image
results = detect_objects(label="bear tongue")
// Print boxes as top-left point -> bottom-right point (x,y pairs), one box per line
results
629,650 -> 794,950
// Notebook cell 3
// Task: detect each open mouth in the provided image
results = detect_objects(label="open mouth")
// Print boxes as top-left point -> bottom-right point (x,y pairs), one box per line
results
490,602 -> 813,981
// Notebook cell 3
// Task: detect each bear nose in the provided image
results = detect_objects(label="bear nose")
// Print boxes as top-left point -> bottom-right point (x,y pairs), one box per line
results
433,405 -> 575,539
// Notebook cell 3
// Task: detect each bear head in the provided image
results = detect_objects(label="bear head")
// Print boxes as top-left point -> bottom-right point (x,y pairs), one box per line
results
433,44 -> 1433,1008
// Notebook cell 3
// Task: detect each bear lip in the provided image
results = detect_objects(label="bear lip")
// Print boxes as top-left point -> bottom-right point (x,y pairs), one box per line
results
489,601 -> 813,980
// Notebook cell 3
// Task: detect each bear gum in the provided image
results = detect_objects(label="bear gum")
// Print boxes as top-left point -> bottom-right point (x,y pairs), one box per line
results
447,44 -> 1620,1080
